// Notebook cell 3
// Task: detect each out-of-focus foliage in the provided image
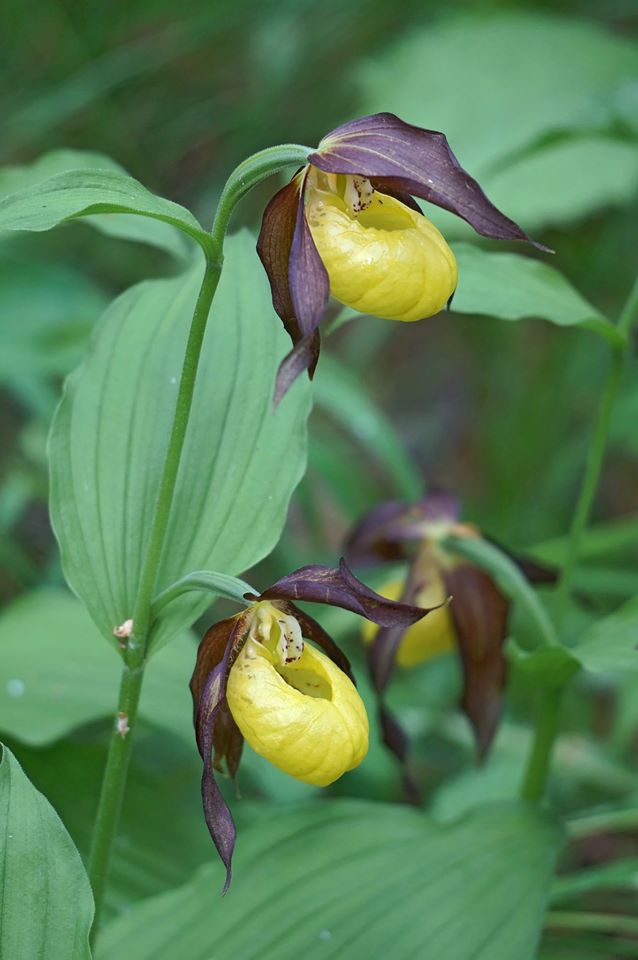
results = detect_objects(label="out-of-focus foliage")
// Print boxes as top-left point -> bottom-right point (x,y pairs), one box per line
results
0,1 -> 637,957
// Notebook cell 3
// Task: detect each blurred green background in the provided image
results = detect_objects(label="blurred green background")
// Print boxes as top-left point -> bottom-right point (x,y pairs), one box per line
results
1,1 -> 637,955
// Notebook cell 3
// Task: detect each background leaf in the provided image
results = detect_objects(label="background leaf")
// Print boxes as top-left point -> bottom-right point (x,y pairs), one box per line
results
313,352 -> 422,499
573,597 -> 638,673
0,258 -> 108,416
97,799 -> 561,960
450,244 -> 618,343
49,230 -> 311,651
357,12 -> 638,233
0,589 -> 193,746
0,743 -> 94,960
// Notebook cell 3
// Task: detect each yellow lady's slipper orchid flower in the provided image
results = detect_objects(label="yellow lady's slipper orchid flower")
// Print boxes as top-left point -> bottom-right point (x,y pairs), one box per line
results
227,602 -> 368,786
361,576 -> 455,667
190,558 -> 432,888
257,112 -> 547,400
346,490 -> 556,777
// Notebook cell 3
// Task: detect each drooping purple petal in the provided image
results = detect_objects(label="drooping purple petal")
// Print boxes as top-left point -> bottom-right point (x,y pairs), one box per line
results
190,613 -> 251,891
288,173 -> 330,337
282,601 -> 355,683
195,665 -> 237,893
213,702 -> 244,780
273,330 -> 321,407
259,558 -> 433,628
310,113 -> 549,249
256,176 -> 303,343
443,564 -> 509,761
190,615 -> 243,718
369,622 -> 408,694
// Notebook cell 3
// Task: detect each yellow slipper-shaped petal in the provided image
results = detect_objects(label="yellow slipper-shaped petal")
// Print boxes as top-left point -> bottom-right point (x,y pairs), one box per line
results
227,633 -> 368,787
306,177 -> 457,322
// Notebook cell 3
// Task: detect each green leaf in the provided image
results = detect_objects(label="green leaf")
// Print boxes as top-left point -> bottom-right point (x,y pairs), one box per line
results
313,352 -> 422,499
573,597 -> 638,673
451,244 -> 620,345
357,13 -> 638,231
0,743 -> 94,959
97,799 -> 560,960
8,725 -> 210,924
49,230 -> 310,652
0,257 -> 107,414
0,589 -> 193,745
0,152 -> 210,256
486,136 -> 638,233
551,858 -> 638,902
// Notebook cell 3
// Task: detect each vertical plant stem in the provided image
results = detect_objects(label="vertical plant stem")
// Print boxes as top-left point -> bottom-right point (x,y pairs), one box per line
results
519,275 -> 638,806
88,257 -> 222,944
520,686 -> 563,803
555,275 -> 638,619
128,258 -> 223,660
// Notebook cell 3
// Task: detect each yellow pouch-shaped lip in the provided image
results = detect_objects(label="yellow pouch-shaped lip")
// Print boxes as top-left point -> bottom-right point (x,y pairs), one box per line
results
363,576 -> 456,668
227,634 -> 368,787
306,178 -> 457,322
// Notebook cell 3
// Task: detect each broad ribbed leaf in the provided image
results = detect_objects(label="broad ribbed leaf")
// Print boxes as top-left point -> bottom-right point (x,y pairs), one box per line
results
0,744 -> 94,960
9,727 -> 211,924
49,230 -> 311,652
357,13 -> 638,231
97,799 -> 561,960
451,244 -> 619,344
0,589 -> 193,745
0,151 -> 208,255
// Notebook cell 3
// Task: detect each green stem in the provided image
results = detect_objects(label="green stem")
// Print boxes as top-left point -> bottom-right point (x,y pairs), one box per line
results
87,259 -> 221,945
88,663 -> 144,941
555,275 -> 638,619
520,686 -> 563,803
518,276 -> 638,805
545,911 -> 638,937
210,143 -> 312,254
567,805 -> 638,840
87,141 -> 315,943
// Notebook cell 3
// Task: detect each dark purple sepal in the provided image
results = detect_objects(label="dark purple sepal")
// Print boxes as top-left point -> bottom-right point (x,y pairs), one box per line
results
443,564 -> 509,761
288,174 -> 330,338
345,490 -> 460,565
257,177 -> 303,343
369,622 -> 408,694
281,600 -> 355,684
273,330 -> 321,407
196,668 -> 237,893
345,499 -> 414,565
190,613 -> 251,891
311,113 -> 549,250
259,558 -> 432,628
